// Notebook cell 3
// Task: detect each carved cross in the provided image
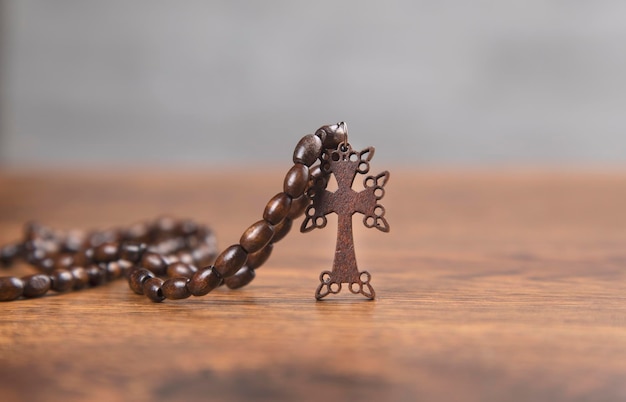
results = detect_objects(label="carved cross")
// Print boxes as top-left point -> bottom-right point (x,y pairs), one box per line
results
301,141 -> 389,300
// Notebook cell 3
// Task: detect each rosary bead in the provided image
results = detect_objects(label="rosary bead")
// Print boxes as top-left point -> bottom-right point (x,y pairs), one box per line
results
119,243 -> 147,263
166,262 -> 196,279
0,276 -> 24,301
152,216 -> 177,238
128,268 -> 155,295
151,238 -> 185,255
315,127 -> 327,144
54,254 -> 74,270
271,218 -> 292,244
176,219 -> 199,236
175,251 -> 195,265
22,274 -> 51,298
246,243 -> 273,270
225,267 -> 255,289
263,193 -> 292,225
88,229 -> 119,248
24,241 -> 45,261
188,267 -> 222,296
162,254 -> 178,265
23,221 -> 46,241
240,220 -> 274,254
70,266 -> 90,290
214,245 -> 248,278
0,243 -> 20,266
118,259 -> 134,277
63,230 -> 85,253
93,242 -> 119,262
293,134 -> 323,167
36,257 -> 55,273
309,164 -> 329,188
191,245 -> 216,268
103,261 -> 124,280
309,163 -> 323,179
162,277 -> 191,300
143,277 -> 165,302
72,248 -> 94,267
321,124 -> 347,149
86,264 -> 107,286
141,252 -> 167,276
287,194 -> 310,219
283,163 -> 309,198
124,222 -> 151,242
50,269 -> 75,292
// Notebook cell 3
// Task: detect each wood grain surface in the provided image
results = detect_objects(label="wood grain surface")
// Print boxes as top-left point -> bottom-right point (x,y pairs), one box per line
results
0,168 -> 625,402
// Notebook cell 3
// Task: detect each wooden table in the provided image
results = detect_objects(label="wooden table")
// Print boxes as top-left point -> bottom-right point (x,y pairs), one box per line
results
0,169 -> 625,401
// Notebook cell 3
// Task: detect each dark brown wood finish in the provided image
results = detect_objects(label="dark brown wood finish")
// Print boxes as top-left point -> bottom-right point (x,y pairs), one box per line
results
0,169 -> 625,401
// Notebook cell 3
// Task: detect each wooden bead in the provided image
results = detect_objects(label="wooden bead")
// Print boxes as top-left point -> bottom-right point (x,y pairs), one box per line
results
191,245 -> 216,268
283,163 -> 309,198
263,193 -> 292,225
51,269 -> 75,292
24,243 -> 45,264
124,222 -> 151,242
0,243 -> 20,266
272,218 -> 292,244
119,243 -> 147,262
70,266 -> 90,290
321,124 -> 347,149
86,264 -> 107,286
240,220 -> 274,254
54,254 -> 74,270
309,164 -> 328,187
246,243 -> 273,270
0,276 -> 24,301
162,277 -> 191,300
293,134 -> 323,167
88,229 -> 120,248
152,216 -> 177,237
93,242 -> 119,262
143,277 -> 165,302
188,267 -> 222,296
315,128 -> 327,144
214,245 -> 248,278
141,252 -> 167,275
72,248 -> 93,267
225,267 -> 256,289
22,274 -> 51,298
153,238 -> 185,255
176,219 -> 199,236
128,268 -> 155,295
117,260 -> 134,278
37,257 -> 55,273
166,262 -> 196,279
175,251 -> 194,265
103,261 -> 123,280
287,194 -> 310,219
63,231 -> 85,253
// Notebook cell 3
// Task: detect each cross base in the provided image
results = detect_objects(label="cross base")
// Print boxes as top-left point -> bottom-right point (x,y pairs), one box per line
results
315,269 -> 375,300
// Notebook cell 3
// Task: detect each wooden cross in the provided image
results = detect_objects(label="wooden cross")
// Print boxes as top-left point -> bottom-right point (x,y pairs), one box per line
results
301,140 -> 389,300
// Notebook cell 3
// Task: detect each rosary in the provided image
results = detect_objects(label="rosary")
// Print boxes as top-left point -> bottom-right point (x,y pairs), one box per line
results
0,123 -> 390,302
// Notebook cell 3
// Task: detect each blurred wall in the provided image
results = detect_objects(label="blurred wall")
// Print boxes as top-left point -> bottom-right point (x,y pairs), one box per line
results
1,0 -> 625,167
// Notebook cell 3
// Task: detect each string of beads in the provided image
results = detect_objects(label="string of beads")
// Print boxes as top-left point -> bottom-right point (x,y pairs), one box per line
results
0,124 -> 346,302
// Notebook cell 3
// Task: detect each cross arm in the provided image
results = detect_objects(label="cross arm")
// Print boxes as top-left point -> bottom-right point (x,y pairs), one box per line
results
300,189 -> 336,233
355,171 -> 390,233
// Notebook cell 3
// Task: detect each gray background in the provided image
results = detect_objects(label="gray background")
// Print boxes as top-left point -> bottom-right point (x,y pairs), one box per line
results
1,0 -> 625,167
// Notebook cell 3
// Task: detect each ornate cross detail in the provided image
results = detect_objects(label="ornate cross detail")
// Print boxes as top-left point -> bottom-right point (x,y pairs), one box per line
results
301,137 -> 389,300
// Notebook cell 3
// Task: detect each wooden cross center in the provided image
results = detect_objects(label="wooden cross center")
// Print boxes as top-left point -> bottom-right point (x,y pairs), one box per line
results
301,142 -> 390,300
